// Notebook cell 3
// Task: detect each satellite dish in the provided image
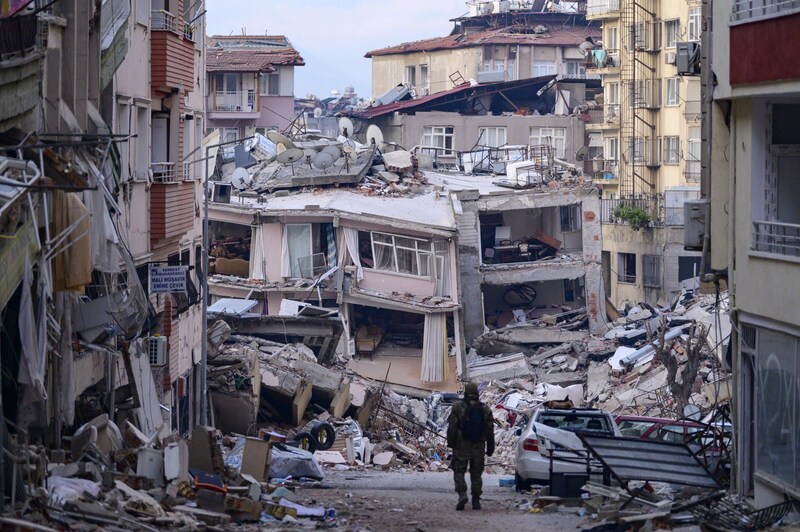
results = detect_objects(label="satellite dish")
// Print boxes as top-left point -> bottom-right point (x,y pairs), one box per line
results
575,146 -> 589,162
322,145 -> 342,161
277,148 -> 305,176
276,143 -> 286,155
230,167 -> 252,190
338,117 -> 355,138
366,124 -> 384,147
312,151 -> 335,173
683,404 -> 701,421
303,148 -> 316,168
267,130 -> 296,149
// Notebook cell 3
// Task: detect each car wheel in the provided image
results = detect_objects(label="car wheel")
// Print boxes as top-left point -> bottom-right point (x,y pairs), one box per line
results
515,472 -> 532,492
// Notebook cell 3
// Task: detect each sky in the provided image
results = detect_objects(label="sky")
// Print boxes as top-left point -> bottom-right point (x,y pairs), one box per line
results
205,0 -> 467,100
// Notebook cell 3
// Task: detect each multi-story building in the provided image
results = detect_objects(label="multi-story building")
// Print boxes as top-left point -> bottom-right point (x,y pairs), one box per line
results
706,0 -> 800,508
586,0 -> 704,306
366,2 -> 599,99
206,35 -> 304,138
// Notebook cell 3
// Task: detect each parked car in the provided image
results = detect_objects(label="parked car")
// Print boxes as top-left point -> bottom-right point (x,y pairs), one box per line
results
514,407 -> 620,491
615,415 -> 705,444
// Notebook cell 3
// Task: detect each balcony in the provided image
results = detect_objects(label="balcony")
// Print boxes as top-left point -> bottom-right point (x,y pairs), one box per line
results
150,175 -> 195,243
591,160 -> 619,185
586,0 -> 620,19
586,48 -> 619,73
150,10 -> 195,94
683,100 -> 701,122
732,0 -> 800,25
0,13 -> 44,130
601,197 -> 662,227
752,220 -> 800,258
207,90 -> 260,120
584,105 -> 620,130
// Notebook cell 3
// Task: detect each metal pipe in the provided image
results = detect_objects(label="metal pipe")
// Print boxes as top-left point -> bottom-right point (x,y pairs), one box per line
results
620,325 -> 688,367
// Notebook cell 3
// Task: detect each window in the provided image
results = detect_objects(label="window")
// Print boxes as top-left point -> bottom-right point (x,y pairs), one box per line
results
617,253 -> 636,283
664,136 -> 680,164
363,231 -> 433,277
664,19 -> 680,48
168,249 -> 199,316
643,255 -> 661,288
606,26 -> 619,51
532,60 -> 555,77
285,223 -> 336,278
743,325 -> 800,490
769,104 -> 800,224
630,137 -> 645,164
666,77 -> 680,106
560,204 -> 581,232
135,106 -> 149,180
421,126 -> 454,155
678,256 -> 702,281
688,7 -> 701,41
221,127 -> 238,143
686,127 -> 701,181
630,22 -> 647,49
419,64 -> 429,92
564,60 -> 586,78
260,73 -> 279,96
606,137 -> 618,162
529,127 -> 566,158
405,65 -> 416,87
477,127 -> 507,148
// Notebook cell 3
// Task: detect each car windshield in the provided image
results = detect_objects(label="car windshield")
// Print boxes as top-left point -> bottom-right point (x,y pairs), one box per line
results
617,419 -> 657,437
538,412 -> 613,434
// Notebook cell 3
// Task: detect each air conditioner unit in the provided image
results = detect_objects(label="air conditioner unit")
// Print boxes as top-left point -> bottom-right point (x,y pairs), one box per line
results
665,51 -> 677,65
677,41 -> 701,75
148,336 -> 168,366
684,199 -> 709,250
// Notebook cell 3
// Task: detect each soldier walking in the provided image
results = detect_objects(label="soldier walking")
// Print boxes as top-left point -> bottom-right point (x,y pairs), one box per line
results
447,382 -> 495,510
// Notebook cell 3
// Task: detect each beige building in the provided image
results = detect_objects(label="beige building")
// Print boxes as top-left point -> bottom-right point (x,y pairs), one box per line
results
706,0 -> 800,508
586,0 -> 703,306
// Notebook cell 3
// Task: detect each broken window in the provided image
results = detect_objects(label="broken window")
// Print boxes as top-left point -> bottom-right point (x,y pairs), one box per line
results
617,252 -> 636,283
477,127 -> 507,148
361,231 -> 432,277
643,254 -> 661,288
285,223 -> 336,279
529,127 -> 566,158
421,126 -> 454,156
560,204 -> 581,232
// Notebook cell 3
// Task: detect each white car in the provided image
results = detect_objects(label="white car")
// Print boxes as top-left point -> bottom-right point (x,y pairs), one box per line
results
514,407 -> 621,491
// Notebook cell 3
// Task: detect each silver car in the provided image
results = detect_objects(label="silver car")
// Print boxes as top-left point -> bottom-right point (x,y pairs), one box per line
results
514,407 -> 621,491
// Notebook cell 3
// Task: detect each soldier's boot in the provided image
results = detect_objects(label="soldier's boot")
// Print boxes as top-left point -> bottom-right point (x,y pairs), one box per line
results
472,496 -> 481,510
456,493 -> 468,511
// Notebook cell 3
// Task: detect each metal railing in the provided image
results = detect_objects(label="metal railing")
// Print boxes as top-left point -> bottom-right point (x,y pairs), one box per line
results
584,107 -> 605,124
587,0 -> 620,15
151,10 -> 177,32
151,162 -> 177,183
183,162 -> 192,180
605,104 -> 620,122
684,100 -> 702,121
0,12 -> 39,57
601,197 -> 661,226
183,23 -> 195,41
752,220 -> 800,257
732,0 -> 800,24
210,91 -> 257,112
592,159 -> 619,180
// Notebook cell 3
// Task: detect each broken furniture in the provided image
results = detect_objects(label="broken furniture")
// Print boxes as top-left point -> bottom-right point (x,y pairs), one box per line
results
355,325 -> 384,359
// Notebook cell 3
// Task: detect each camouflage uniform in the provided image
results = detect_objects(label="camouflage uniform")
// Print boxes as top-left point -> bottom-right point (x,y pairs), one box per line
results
447,383 -> 495,509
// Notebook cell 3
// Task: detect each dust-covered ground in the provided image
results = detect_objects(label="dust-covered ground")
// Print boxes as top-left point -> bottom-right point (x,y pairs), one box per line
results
296,470 -> 596,531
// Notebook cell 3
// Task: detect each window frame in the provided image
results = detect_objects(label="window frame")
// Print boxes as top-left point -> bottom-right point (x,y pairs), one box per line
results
560,204 -> 582,232
421,125 -> 455,156
665,77 -> 680,107
532,59 -> 556,77
664,136 -> 680,165
688,7 -> 701,42
477,126 -> 507,149
529,126 -> 567,158
617,252 -> 637,284
643,254 -> 661,288
664,18 -> 680,49
368,231 -> 434,278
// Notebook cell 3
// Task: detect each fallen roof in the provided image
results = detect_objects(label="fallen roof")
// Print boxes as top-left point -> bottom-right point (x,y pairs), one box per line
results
207,35 -> 305,72
345,76 -> 555,120
365,26 -> 599,57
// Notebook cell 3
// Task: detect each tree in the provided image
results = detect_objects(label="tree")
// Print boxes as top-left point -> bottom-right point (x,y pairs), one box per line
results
650,318 -> 708,416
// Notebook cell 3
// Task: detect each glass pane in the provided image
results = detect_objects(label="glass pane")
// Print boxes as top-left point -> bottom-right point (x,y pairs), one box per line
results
373,243 -> 395,271
394,236 -> 417,249
418,252 -> 432,277
396,248 -> 417,275
756,329 -> 796,485
286,224 -> 311,278
373,233 -> 393,244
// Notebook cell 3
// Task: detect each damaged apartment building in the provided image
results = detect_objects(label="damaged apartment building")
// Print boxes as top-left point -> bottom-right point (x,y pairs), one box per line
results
0,0 -> 207,468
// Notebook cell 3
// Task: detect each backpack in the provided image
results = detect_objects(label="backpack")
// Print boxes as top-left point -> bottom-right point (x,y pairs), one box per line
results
461,401 -> 485,443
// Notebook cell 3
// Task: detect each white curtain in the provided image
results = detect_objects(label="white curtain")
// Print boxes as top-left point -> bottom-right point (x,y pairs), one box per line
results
286,224 -> 311,278
250,225 -> 267,280
373,242 -> 393,271
342,227 -> 363,281
280,224 -> 290,278
434,240 -> 451,297
421,312 -> 449,383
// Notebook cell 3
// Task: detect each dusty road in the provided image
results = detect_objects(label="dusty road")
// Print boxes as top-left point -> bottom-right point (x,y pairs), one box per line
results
297,470 -> 589,531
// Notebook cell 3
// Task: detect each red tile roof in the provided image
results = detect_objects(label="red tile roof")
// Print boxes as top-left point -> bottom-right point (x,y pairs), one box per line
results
207,35 -> 305,72
365,26 -> 599,58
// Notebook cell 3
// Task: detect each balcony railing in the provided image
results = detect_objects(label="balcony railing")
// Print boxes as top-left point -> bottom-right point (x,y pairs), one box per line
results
0,12 -> 39,57
183,162 -> 192,181
151,162 -> 178,183
151,10 -> 177,33
587,0 -> 620,15
210,91 -> 257,112
601,197 -> 663,226
592,159 -> 619,180
587,48 -> 618,69
732,0 -> 800,25
752,220 -> 800,257
684,100 -> 701,121
183,23 -> 195,41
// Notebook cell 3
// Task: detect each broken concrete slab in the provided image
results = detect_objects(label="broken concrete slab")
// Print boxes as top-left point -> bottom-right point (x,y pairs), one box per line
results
382,150 -> 413,172
474,325 -> 587,356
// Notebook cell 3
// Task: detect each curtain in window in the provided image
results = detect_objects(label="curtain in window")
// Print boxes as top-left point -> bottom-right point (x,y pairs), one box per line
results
434,240 -> 451,297
373,234 -> 394,271
250,225 -> 267,280
421,312 -> 449,383
280,224 -> 290,277
286,224 -> 311,278
325,224 -> 337,270
342,227 -> 363,281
